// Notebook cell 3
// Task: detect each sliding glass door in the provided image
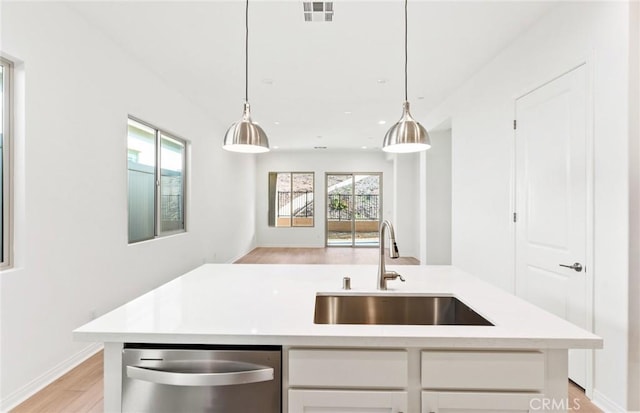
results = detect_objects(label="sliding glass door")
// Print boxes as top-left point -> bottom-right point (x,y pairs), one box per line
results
326,173 -> 381,247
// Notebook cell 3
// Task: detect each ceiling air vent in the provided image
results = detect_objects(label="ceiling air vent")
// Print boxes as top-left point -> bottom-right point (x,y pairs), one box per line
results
303,2 -> 333,22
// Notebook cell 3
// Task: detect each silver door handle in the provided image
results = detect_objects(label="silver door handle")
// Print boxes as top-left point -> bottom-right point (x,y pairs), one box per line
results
127,361 -> 274,387
559,262 -> 583,272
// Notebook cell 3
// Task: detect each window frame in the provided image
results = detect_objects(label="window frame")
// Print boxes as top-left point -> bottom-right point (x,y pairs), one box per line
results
0,57 -> 13,268
268,171 -> 315,228
127,116 -> 188,244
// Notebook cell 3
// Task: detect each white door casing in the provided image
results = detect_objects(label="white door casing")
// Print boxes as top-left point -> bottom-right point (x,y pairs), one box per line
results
515,64 -> 592,389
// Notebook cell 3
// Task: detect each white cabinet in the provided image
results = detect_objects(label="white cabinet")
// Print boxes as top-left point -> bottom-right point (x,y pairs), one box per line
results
288,349 -> 408,388
421,350 -> 545,391
286,348 -> 552,413
422,391 -> 539,413
420,351 -> 545,413
289,389 -> 408,413
287,349 -> 408,413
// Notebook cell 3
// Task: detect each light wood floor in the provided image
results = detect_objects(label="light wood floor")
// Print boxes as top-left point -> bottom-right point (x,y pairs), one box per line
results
12,247 -> 601,413
234,247 -> 421,265
11,352 -> 103,413
569,381 -> 603,413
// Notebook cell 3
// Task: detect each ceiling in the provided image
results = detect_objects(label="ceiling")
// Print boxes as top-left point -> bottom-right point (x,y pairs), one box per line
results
69,1 -> 556,151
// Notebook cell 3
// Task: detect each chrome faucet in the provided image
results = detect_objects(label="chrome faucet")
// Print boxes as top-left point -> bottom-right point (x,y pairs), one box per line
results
377,220 -> 405,290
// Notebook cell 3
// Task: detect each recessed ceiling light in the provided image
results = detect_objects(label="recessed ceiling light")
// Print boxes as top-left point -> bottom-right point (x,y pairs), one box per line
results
314,146 -> 328,150
273,146 -> 279,149
361,146 -> 368,149
274,121 -> 280,125
262,78 -> 274,85
344,111 -> 352,115
417,96 -> 425,100
378,120 -> 386,125
377,79 -> 387,84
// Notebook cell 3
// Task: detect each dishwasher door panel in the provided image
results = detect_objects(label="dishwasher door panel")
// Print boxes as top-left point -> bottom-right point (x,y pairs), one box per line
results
122,347 -> 281,413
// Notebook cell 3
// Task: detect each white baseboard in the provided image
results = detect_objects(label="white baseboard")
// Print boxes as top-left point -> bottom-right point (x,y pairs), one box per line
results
0,343 -> 103,412
227,252 -> 249,264
592,389 -> 626,413
227,245 -> 258,263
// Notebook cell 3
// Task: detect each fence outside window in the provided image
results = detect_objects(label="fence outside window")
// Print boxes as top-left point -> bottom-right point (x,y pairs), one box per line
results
268,172 -> 314,227
327,194 -> 379,221
277,191 -> 313,218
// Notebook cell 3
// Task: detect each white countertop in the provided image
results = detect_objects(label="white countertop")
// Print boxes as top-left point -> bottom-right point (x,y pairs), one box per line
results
73,264 -> 602,349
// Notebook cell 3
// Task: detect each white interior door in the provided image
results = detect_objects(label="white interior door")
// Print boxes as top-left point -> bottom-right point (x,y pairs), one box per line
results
515,65 -> 590,388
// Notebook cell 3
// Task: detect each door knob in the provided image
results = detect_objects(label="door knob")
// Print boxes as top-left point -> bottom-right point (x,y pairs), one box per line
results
559,262 -> 583,272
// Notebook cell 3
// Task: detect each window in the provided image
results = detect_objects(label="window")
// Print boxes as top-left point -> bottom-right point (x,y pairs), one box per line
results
0,57 -> 12,267
127,117 -> 186,243
268,172 -> 314,227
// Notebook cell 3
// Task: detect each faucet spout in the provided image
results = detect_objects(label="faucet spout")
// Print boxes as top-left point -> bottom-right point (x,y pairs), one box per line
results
378,220 -> 404,290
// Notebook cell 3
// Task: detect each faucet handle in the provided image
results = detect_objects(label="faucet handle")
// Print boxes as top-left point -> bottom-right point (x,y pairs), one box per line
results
385,271 -> 405,282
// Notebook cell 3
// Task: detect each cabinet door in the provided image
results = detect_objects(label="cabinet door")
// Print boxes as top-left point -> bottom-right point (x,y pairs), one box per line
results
422,391 -> 540,413
289,349 -> 408,388
421,351 -> 545,391
289,389 -> 408,413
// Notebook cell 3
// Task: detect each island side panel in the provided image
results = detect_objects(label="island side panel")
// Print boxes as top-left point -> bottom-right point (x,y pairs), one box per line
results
104,342 -> 124,413
544,349 -> 569,413
282,347 -> 290,413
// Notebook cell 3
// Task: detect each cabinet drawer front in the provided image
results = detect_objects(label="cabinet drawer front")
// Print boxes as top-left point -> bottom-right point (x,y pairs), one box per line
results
289,389 -> 408,412
422,391 -> 541,412
421,351 -> 544,390
289,349 -> 408,388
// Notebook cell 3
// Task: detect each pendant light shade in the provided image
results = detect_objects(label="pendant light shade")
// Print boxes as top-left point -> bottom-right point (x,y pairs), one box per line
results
382,101 -> 430,153
382,0 -> 430,153
223,0 -> 269,153
223,102 -> 269,153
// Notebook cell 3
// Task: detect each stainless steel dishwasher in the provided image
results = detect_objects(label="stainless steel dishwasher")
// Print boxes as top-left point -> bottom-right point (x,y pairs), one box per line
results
122,344 -> 281,413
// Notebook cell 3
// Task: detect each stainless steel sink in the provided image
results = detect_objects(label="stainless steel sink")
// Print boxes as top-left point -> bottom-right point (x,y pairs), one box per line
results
314,294 -> 493,326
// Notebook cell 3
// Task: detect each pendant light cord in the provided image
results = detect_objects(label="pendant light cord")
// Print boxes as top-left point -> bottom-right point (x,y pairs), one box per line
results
245,0 -> 249,103
404,0 -> 408,102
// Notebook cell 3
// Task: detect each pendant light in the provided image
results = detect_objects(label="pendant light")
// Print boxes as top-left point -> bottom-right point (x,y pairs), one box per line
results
223,0 -> 270,153
382,0 -> 431,153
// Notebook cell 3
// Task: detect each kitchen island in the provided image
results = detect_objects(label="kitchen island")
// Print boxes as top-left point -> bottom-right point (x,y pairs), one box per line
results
74,264 -> 602,412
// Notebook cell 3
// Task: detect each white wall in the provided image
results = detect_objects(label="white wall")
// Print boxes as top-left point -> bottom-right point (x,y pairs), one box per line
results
0,3 -> 256,409
255,151 -> 396,249
628,1 -> 640,409
392,153 -> 420,259
424,130 -> 452,265
422,2 -> 632,410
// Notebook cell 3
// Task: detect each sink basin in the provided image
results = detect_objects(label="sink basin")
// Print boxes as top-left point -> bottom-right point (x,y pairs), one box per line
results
314,294 -> 493,326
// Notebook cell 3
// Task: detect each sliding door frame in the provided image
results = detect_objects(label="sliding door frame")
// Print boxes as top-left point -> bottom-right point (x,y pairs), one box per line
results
324,172 -> 383,248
